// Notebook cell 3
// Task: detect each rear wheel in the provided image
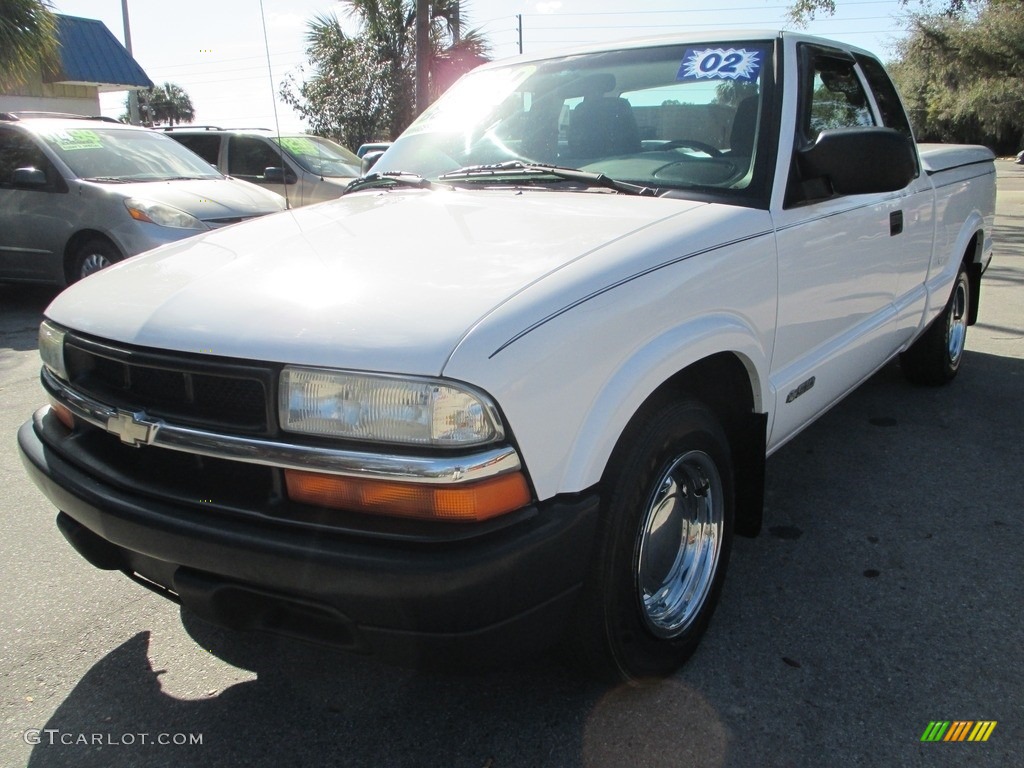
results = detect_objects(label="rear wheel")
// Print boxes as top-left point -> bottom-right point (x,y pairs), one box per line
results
900,264 -> 970,386
72,238 -> 122,282
568,398 -> 734,683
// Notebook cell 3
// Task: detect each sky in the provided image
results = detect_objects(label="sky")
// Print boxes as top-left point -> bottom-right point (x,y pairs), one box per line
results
51,0 -> 915,138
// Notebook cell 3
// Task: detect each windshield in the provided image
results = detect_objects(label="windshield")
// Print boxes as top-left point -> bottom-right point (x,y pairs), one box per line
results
373,41 -> 772,197
38,127 -> 223,181
272,135 -> 361,178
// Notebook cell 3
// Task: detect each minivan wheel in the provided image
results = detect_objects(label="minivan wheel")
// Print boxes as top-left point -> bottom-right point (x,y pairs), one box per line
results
72,238 -> 122,282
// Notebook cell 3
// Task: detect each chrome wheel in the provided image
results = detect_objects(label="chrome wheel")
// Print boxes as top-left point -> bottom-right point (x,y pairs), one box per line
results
946,274 -> 969,368
636,449 -> 724,639
566,398 -> 734,682
900,263 -> 971,386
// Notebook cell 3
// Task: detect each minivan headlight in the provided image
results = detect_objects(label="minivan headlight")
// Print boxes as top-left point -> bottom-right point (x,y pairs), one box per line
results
279,367 -> 504,447
124,198 -> 205,229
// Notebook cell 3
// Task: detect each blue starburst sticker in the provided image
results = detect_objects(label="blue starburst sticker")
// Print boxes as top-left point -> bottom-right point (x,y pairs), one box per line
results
677,48 -> 762,82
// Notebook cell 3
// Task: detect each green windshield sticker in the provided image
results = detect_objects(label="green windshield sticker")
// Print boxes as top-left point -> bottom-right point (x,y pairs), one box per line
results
45,129 -> 103,151
278,137 -> 318,156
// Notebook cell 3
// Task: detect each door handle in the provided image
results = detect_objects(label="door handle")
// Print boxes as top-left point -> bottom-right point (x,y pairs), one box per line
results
890,210 -> 904,236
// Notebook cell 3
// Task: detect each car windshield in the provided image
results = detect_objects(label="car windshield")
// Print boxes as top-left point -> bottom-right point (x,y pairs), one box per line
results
37,126 -> 224,182
272,135 -> 361,178
372,40 -> 772,197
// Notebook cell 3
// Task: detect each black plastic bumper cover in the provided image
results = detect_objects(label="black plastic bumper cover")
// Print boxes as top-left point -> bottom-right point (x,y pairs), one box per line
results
18,417 -> 601,666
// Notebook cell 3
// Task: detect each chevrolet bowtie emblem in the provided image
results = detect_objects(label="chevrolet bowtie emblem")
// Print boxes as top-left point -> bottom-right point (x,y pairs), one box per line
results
106,410 -> 158,446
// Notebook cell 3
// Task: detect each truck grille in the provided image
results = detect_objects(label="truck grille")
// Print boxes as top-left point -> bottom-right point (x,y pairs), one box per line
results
63,334 -> 275,435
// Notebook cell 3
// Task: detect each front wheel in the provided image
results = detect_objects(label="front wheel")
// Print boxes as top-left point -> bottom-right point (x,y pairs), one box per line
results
71,238 -> 122,283
900,264 -> 970,386
567,398 -> 734,683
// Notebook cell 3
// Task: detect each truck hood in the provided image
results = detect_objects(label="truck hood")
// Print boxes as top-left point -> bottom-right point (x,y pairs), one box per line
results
45,189 -> 703,375
82,177 -> 286,220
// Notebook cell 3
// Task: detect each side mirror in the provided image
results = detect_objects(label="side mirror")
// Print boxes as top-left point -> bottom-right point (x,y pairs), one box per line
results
264,166 -> 297,184
361,151 -> 385,174
13,167 -> 48,188
797,128 -> 917,196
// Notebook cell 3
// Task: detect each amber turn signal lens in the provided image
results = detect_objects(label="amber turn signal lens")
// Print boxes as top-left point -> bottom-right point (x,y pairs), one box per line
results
284,470 -> 531,522
50,402 -> 75,430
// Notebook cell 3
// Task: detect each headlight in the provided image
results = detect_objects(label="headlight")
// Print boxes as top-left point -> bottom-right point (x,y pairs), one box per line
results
279,367 -> 505,447
39,321 -> 67,381
124,198 -> 205,229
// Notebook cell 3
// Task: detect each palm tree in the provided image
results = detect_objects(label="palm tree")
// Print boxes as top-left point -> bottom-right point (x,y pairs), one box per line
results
138,82 -> 195,126
282,2 -> 489,147
333,0 -> 490,135
0,0 -> 59,87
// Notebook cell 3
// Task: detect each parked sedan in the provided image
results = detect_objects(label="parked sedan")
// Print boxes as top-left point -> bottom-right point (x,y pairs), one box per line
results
0,114 -> 287,285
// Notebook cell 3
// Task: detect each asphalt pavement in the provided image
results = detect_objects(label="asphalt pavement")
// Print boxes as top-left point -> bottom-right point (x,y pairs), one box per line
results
1,163 -> 1021,768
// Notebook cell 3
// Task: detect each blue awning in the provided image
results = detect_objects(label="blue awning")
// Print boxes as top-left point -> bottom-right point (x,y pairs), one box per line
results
45,15 -> 153,90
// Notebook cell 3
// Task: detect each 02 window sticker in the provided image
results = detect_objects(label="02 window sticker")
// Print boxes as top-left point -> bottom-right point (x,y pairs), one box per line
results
677,48 -> 762,82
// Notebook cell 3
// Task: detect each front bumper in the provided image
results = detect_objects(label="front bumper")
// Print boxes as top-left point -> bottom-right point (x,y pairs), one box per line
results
19,411 -> 600,667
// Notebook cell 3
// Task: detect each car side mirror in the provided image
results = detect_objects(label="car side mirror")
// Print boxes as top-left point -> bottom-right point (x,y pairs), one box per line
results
13,167 -> 48,188
361,151 -> 385,174
797,127 -> 917,196
264,167 -> 297,184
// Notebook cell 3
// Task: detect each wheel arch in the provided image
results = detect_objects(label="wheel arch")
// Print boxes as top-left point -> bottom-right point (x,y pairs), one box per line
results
962,229 -> 983,326
560,322 -> 770,538
622,353 -> 767,538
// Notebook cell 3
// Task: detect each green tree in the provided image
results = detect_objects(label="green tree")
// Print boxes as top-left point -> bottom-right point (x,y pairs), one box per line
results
0,0 -> 59,87
890,2 -> 1024,151
281,1 -> 489,147
789,0 -> 983,25
280,16 -> 395,151
136,82 -> 195,126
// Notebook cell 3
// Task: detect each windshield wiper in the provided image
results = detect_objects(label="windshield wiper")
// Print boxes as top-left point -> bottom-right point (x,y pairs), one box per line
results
341,171 -> 448,196
439,160 -> 656,196
82,176 -> 133,183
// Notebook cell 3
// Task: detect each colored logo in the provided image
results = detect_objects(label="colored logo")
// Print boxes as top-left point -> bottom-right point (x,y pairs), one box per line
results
921,721 -> 997,742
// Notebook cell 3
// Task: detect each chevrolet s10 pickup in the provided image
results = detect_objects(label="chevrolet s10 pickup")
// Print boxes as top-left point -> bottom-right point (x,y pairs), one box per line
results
19,31 -> 996,682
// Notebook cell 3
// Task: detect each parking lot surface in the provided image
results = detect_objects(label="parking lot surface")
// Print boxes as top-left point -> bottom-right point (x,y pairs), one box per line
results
1,162 -> 1021,768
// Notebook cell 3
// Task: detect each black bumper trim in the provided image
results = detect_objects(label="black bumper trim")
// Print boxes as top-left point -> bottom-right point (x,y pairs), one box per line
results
20,417 -> 601,662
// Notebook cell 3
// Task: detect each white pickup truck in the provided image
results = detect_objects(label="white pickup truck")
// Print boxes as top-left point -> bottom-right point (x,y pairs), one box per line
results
20,31 -> 995,682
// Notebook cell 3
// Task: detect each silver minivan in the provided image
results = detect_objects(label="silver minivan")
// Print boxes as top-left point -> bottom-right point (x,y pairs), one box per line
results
164,128 -> 361,207
0,114 -> 287,285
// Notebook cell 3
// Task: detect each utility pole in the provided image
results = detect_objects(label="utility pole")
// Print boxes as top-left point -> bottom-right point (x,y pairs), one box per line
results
517,14 -> 523,55
416,0 -> 430,115
121,0 -> 140,124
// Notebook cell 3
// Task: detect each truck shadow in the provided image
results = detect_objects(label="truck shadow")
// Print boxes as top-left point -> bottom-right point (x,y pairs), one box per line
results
25,350 -> 1024,768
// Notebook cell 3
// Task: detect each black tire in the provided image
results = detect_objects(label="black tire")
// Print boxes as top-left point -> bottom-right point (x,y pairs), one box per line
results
567,398 -> 735,683
900,264 -> 970,386
71,238 -> 122,283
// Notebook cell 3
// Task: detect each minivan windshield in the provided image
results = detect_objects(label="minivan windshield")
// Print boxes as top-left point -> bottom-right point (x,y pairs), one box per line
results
272,135 -> 361,178
372,40 -> 772,197
38,127 -> 223,182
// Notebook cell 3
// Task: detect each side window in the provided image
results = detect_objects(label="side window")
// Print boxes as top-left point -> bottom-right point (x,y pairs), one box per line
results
0,130 -> 56,188
855,55 -> 914,140
228,136 -> 285,178
173,134 -> 221,167
805,55 -> 874,140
